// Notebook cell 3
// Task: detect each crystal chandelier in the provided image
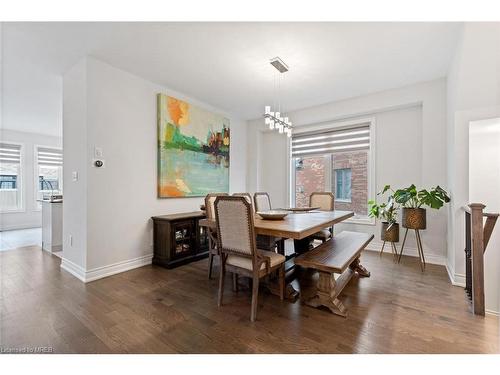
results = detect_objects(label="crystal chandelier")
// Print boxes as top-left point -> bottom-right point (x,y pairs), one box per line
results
264,57 -> 292,137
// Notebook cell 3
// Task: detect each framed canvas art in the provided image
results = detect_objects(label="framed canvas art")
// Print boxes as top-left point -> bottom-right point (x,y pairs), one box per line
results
157,94 -> 230,198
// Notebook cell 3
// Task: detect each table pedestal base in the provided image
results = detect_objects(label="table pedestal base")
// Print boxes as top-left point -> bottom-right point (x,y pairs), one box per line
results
303,259 -> 370,317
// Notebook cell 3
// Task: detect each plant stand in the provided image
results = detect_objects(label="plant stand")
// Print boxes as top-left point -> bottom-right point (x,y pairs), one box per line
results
379,240 -> 398,262
398,228 -> 426,272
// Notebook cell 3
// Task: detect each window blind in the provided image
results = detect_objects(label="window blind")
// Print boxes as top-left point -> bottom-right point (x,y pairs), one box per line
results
0,143 -> 22,164
291,123 -> 370,157
37,147 -> 63,166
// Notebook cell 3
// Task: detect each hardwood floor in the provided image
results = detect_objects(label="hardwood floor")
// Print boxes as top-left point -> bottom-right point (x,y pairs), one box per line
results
1,245 -> 498,353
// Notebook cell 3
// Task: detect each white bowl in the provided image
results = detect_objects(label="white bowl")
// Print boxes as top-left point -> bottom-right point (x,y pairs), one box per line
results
257,210 -> 289,220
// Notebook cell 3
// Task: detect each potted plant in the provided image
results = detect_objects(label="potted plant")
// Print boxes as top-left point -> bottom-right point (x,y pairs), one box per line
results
368,185 -> 400,242
393,184 -> 451,229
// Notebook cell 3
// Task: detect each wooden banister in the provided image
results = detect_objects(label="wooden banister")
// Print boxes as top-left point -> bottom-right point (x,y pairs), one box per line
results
461,203 -> 499,316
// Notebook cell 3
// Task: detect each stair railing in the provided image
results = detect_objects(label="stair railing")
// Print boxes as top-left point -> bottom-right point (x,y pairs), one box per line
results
462,203 -> 499,316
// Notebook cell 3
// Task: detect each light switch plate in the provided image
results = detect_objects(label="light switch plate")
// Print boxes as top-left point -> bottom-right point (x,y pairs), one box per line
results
94,147 -> 103,158
72,171 -> 78,181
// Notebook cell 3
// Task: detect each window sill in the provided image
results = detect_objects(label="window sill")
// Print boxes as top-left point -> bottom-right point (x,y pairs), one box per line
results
0,208 -> 26,214
342,216 -> 375,226
335,199 -> 352,203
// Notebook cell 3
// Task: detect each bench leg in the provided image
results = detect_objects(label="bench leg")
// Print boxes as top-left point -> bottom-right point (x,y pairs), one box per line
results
304,271 -> 348,317
349,257 -> 371,277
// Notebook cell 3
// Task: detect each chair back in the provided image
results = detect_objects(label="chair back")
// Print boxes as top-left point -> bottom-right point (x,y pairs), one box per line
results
310,192 -> 335,211
205,193 -> 229,220
233,193 -> 254,211
254,192 -> 271,212
214,196 -> 256,258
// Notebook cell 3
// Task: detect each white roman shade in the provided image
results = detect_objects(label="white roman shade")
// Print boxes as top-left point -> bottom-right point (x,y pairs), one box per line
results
37,147 -> 63,166
291,123 -> 370,157
0,143 -> 21,164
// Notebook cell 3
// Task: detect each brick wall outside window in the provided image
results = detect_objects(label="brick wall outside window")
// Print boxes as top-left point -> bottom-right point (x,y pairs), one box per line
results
294,151 -> 368,216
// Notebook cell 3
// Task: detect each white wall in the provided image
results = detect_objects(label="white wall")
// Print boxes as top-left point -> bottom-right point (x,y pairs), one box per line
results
446,22 -> 500,291
247,78 -> 448,264
0,130 -> 62,230
469,118 -> 500,314
62,59 -> 88,271
62,57 -> 247,280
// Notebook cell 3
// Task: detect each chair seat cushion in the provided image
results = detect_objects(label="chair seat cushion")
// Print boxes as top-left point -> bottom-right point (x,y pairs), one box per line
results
312,229 -> 332,241
226,250 -> 285,271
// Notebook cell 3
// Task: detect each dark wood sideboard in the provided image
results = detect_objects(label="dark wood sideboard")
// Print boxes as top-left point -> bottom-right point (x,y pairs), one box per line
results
151,211 -> 208,269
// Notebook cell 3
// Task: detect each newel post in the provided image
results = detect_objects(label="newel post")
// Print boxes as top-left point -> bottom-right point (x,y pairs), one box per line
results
469,203 -> 486,316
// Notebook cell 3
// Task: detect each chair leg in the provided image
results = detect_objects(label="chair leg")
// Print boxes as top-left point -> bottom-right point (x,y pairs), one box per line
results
250,273 -> 260,322
232,273 -> 239,292
279,264 -> 285,301
208,252 -> 214,279
217,255 -> 226,308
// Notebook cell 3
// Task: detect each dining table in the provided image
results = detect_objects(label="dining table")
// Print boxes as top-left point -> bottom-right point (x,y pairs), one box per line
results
199,209 -> 355,301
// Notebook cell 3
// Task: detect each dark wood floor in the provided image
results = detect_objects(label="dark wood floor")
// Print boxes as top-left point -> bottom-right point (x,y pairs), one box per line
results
1,245 -> 498,353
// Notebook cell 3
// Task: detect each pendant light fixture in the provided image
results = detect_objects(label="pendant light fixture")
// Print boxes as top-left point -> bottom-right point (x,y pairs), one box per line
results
264,57 -> 292,137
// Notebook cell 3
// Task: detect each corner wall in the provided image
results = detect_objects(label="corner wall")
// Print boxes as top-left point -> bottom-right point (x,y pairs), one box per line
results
446,22 -> 500,313
62,57 -> 247,281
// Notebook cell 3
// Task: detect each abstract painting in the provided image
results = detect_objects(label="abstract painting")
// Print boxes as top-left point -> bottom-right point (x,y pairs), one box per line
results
157,94 -> 230,198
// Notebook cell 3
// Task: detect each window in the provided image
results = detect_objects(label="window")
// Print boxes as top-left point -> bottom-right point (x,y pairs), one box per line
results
35,146 -> 63,207
291,120 -> 373,222
335,168 -> 352,201
0,143 -> 23,212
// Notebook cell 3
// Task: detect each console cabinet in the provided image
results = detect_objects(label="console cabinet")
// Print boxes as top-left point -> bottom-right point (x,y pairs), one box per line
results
151,211 -> 208,268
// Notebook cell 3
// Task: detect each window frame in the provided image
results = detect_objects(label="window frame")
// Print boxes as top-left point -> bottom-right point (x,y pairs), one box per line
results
289,117 -> 376,225
33,144 -> 63,211
0,141 -> 25,213
334,167 -> 352,203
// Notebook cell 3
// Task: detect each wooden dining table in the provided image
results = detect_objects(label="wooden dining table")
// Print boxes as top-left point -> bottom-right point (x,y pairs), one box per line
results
199,209 -> 355,301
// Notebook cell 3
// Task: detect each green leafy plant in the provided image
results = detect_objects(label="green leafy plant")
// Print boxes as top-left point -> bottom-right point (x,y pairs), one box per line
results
368,185 -> 399,228
393,184 -> 451,209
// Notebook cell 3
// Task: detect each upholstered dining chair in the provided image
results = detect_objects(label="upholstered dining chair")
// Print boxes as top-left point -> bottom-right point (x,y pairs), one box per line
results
205,193 -> 229,279
232,193 -> 254,211
252,192 -> 284,253
214,196 -> 285,322
310,192 -> 335,243
253,192 -> 272,212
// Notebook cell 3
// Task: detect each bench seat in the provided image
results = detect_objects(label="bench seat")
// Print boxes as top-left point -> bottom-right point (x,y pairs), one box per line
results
295,231 -> 374,317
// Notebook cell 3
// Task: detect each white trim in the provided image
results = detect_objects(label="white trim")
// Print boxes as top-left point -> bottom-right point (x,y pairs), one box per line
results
364,240 -> 446,265
60,257 -> 86,282
0,140 -> 25,213
33,144 -> 63,210
445,262 -> 499,316
0,223 -> 41,231
445,262 -> 466,287
288,117 -> 376,223
60,253 -> 153,283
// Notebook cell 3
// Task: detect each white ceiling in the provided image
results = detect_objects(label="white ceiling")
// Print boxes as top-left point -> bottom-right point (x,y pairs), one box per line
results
3,22 -> 461,135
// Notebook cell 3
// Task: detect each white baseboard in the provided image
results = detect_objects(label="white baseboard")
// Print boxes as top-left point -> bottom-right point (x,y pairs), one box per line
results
60,257 -> 86,282
60,253 -> 153,283
364,240 -> 446,265
0,223 -> 41,231
445,262 -> 499,316
445,262 -> 466,287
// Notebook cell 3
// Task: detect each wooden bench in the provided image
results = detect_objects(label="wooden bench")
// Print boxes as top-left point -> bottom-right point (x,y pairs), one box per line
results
295,231 -> 374,317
